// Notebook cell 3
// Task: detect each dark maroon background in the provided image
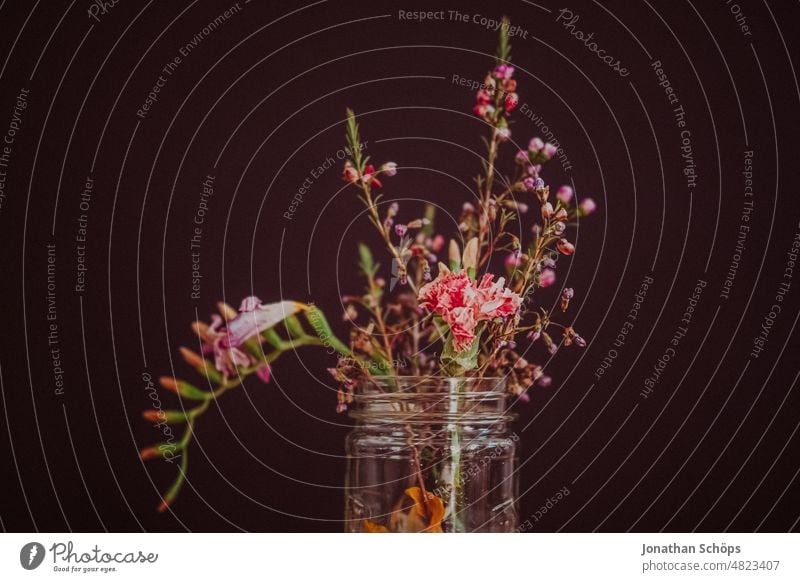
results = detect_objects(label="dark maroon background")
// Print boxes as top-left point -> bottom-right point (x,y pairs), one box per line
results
0,0 -> 798,532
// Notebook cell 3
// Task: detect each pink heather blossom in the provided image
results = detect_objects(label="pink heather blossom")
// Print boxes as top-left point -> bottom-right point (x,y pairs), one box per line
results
557,238 -> 575,255
493,64 -> 515,79
342,161 -> 358,183
580,198 -> 597,215
553,208 -> 568,222
529,137 -> 544,152
515,149 -> 529,164
504,92 -> 519,111
523,177 -> 536,191
556,185 -> 574,203
473,103 -> 495,118
496,126 -> 511,141
541,202 -> 554,219
361,164 -> 382,188
380,162 -> 398,176
538,268 -> 556,288
506,252 -> 523,268
418,270 -> 522,352
476,89 -> 492,104
543,143 -> 558,159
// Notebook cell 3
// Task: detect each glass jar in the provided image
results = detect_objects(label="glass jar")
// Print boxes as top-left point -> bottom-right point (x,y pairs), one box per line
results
345,376 -> 518,533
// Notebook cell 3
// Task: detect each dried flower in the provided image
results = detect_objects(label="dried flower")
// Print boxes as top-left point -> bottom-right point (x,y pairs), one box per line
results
560,287 -> 574,311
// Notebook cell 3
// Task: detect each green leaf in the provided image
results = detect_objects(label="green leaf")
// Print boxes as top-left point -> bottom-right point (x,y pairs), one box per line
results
196,359 -> 223,385
176,380 -> 213,401
283,315 -> 307,340
262,328 -> 285,349
496,18 -> 511,63
346,108 -> 364,170
358,243 -> 376,277
423,204 -> 436,237
304,306 -> 351,356
440,324 -> 485,376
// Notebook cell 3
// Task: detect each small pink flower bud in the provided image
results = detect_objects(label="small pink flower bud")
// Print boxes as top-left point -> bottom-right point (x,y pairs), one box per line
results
381,162 -> 397,176
342,161 -> 358,183
539,268 -> 556,288
579,198 -> 597,215
517,202 -> 529,213
557,238 -> 575,255
493,64 -> 515,79
538,375 -> 553,387
476,89 -> 492,104
496,126 -> 511,141
395,224 -> 408,237
523,177 -> 536,191
541,202 -> 554,219
553,221 -> 566,235
515,149 -> 529,164
554,208 -> 568,222
529,137 -> 544,152
556,185 -> 574,203
543,143 -> 558,158
574,335 -> 587,348
430,234 -> 445,252
506,252 -> 523,268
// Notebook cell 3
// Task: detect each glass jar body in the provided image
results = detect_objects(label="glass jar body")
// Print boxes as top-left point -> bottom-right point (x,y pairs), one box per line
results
345,377 -> 518,533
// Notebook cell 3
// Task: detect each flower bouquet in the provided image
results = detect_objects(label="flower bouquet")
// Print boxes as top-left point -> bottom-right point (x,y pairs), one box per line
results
141,20 -> 596,531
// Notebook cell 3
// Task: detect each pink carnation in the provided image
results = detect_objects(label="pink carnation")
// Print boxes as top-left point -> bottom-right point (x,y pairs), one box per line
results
443,306 -> 477,352
475,274 -> 523,319
418,270 -> 522,352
